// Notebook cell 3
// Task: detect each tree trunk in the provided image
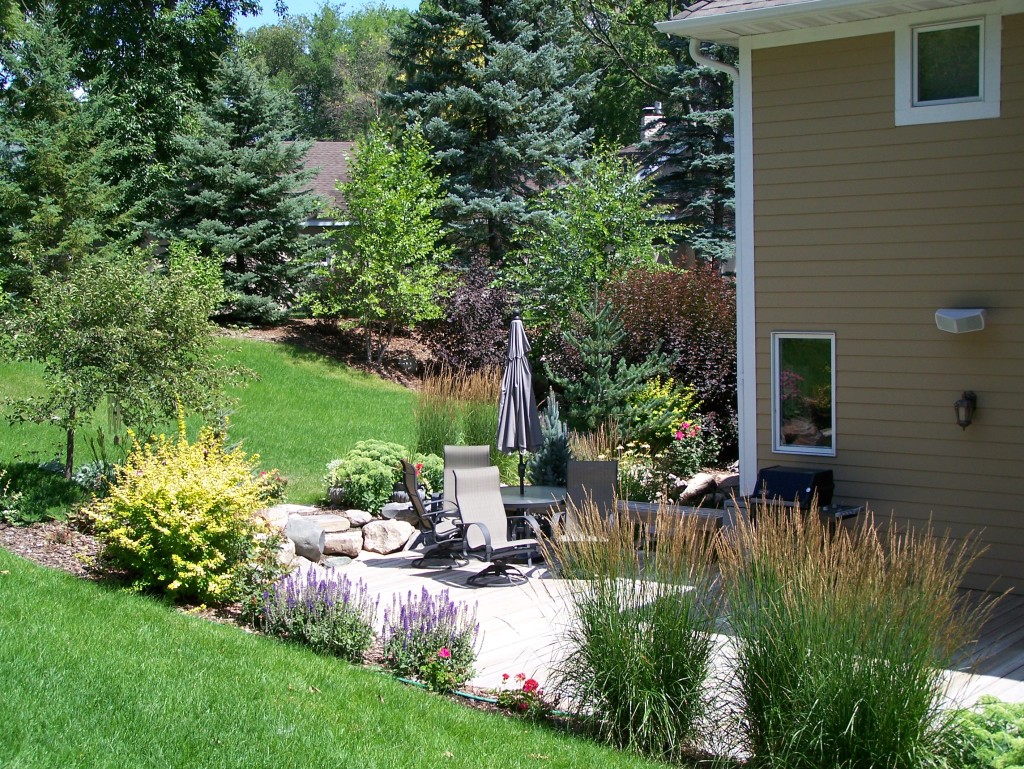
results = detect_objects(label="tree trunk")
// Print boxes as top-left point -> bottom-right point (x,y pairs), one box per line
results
64,406 -> 76,480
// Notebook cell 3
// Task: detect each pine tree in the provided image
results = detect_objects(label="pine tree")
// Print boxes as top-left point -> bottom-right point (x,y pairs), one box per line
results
161,54 -> 324,324
0,10 -> 132,298
527,388 -> 570,487
548,301 -> 670,433
387,0 -> 594,261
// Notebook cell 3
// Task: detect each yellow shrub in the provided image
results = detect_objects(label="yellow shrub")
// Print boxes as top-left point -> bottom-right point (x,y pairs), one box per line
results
88,423 -> 279,603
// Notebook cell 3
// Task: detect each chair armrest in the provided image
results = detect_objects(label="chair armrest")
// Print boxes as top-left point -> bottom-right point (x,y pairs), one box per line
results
461,521 -> 493,559
507,513 -> 545,540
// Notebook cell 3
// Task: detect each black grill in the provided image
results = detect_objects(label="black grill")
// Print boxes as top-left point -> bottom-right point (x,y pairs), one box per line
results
752,466 -> 834,508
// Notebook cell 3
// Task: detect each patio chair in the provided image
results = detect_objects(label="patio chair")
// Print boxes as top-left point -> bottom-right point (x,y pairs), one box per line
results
563,459 -> 619,536
452,466 -> 542,587
400,459 -> 467,569
443,445 -> 491,507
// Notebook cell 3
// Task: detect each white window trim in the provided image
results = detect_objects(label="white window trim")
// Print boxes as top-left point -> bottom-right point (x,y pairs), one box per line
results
895,14 -> 1001,126
771,332 -> 836,457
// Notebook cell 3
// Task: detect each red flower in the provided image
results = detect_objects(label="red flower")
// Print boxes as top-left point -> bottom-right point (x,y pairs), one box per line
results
415,462 -> 424,475
502,673 -> 510,682
522,678 -> 539,694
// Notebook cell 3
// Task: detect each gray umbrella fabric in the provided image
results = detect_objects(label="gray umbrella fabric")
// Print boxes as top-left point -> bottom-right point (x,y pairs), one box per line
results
497,313 -> 543,494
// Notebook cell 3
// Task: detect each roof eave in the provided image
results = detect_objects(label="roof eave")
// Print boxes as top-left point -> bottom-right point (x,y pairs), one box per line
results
655,0 -> 993,44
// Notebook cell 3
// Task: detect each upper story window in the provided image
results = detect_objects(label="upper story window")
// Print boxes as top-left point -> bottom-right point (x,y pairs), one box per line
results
895,15 -> 1001,125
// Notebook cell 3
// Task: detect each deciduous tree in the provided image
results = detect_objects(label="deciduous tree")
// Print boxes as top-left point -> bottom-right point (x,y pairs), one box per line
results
305,124 -> 452,363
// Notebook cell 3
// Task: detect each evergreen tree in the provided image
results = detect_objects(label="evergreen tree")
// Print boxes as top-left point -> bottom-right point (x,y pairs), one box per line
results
0,10 -> 132,299
387,0 -> 594,261
569,0 -> 735,262
161,54 -> 324,325
548,301 -> 670,433
527,388 -> 570,487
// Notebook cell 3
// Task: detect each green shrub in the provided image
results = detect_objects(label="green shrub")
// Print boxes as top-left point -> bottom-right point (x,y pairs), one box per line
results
256,569 -> 378,663
324,440 -> 442,511
381,587 -> 478,693
87,423 -> 282,603
528,389 -> 569,487
952,697 -> 1024,769
660,416 -> 722,491
718,502 -> 992,769
623,376 -> 700,452
0,462 -> 85,525
546,502 -> 721,760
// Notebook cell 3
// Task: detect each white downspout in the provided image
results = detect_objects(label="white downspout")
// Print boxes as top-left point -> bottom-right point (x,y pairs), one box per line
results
688,38 -> 739,79
685,38 -> 757,498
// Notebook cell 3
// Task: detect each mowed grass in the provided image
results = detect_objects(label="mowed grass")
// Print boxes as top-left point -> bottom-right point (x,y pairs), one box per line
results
218,338 -> 416,503
0,550 -> 666,769
0,337 -> 417,503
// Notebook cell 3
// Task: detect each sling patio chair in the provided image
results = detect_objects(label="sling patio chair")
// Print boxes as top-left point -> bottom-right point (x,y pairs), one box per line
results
442,444 -> 491,507
562,459 -> 619,536
452,465 -> 543,587
400,459 -> 467,568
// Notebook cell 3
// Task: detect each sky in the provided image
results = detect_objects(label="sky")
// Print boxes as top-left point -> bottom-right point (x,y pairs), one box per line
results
237,0 -> 421,31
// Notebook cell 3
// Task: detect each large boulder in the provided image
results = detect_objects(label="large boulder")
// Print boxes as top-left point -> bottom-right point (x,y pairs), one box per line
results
277,537 -> 297,569
285,514 -> 326,562
343,509 -> 373,527
679,472 -> 718,504
305,514 -> 351,533
324,530 -> 363,558
361,520 -> 415,554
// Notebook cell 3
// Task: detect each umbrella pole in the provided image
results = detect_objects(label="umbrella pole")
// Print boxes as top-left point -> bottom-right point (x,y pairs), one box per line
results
518,451 -> 526,496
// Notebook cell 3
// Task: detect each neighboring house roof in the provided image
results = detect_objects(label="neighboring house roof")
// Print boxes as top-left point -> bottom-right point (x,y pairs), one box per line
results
302,141 -> 355,211
657,0 -> 993,43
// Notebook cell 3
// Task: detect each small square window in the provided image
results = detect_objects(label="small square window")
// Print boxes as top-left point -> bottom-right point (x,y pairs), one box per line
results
895,14 -> 1000,126
771,333 -> 835,456
915,22 -> 981,104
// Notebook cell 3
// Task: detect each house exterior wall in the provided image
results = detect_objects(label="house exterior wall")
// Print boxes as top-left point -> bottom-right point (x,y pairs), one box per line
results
751,13 -> 1024,591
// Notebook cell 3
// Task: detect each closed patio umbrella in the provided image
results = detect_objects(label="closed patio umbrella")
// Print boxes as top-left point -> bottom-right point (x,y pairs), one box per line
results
497,312 -> 543,495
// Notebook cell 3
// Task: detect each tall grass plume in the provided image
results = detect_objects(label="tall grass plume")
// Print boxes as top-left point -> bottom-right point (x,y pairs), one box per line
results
718,501 -> 995,769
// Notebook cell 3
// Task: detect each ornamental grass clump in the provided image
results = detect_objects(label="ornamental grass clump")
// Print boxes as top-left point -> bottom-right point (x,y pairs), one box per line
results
381,587 -> 478,692
546,501 -> 722,761
257,569 -> 378,663
718,501 -> 994,769
87,422 -> 281,603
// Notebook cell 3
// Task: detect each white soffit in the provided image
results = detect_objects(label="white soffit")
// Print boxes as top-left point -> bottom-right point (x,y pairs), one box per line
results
655,0 -> 997,44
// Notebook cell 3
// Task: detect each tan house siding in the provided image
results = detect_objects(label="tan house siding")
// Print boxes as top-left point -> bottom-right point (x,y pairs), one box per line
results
751,15 -> 1024,591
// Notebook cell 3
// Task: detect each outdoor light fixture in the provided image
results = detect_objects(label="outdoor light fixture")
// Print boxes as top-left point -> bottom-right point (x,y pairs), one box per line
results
955,391 -> 977,430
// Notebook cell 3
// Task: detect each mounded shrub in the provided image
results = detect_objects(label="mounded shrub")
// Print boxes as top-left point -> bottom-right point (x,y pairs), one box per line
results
324,440 -> 442,512
87,423 -> 281,603
605,264 -> 737,458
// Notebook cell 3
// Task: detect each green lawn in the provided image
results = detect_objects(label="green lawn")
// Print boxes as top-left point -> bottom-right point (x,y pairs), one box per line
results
0,337 -> 417,504
0,550 -> 666,769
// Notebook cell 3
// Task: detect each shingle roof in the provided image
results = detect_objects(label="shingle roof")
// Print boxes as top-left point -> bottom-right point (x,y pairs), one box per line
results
301,141 -> 355,208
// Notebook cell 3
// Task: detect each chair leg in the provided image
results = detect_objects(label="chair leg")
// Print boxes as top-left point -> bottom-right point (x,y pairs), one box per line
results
467,559 -> 527,587
411,544 -> 468,570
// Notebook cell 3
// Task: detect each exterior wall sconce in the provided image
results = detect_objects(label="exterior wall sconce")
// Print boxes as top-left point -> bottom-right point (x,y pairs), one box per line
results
955,391 -> 977,430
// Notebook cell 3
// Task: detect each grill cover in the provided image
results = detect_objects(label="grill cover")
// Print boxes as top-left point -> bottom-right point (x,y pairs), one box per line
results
753,466 -> 834,508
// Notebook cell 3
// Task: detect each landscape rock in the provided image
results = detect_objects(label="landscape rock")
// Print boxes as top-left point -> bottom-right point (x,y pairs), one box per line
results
285,514 -> 326,562
322,556 -> 353,569
257,507 -> 289,530
679,472 -> 718,504
343,509 -> 373,527
277,537 -> 297,568
361,520 -> 415,554
274,504 -> 321,516
380,502 -> 409,520
304,514 -> 351,533
324,530 -> 362,558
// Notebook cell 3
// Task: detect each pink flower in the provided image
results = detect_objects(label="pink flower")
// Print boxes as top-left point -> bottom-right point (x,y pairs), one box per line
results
522,678 -> 539,694
438,648 -> 451,659
502,673 -> 510,681
675,430 -> 684,441
515,673 -> 527,683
